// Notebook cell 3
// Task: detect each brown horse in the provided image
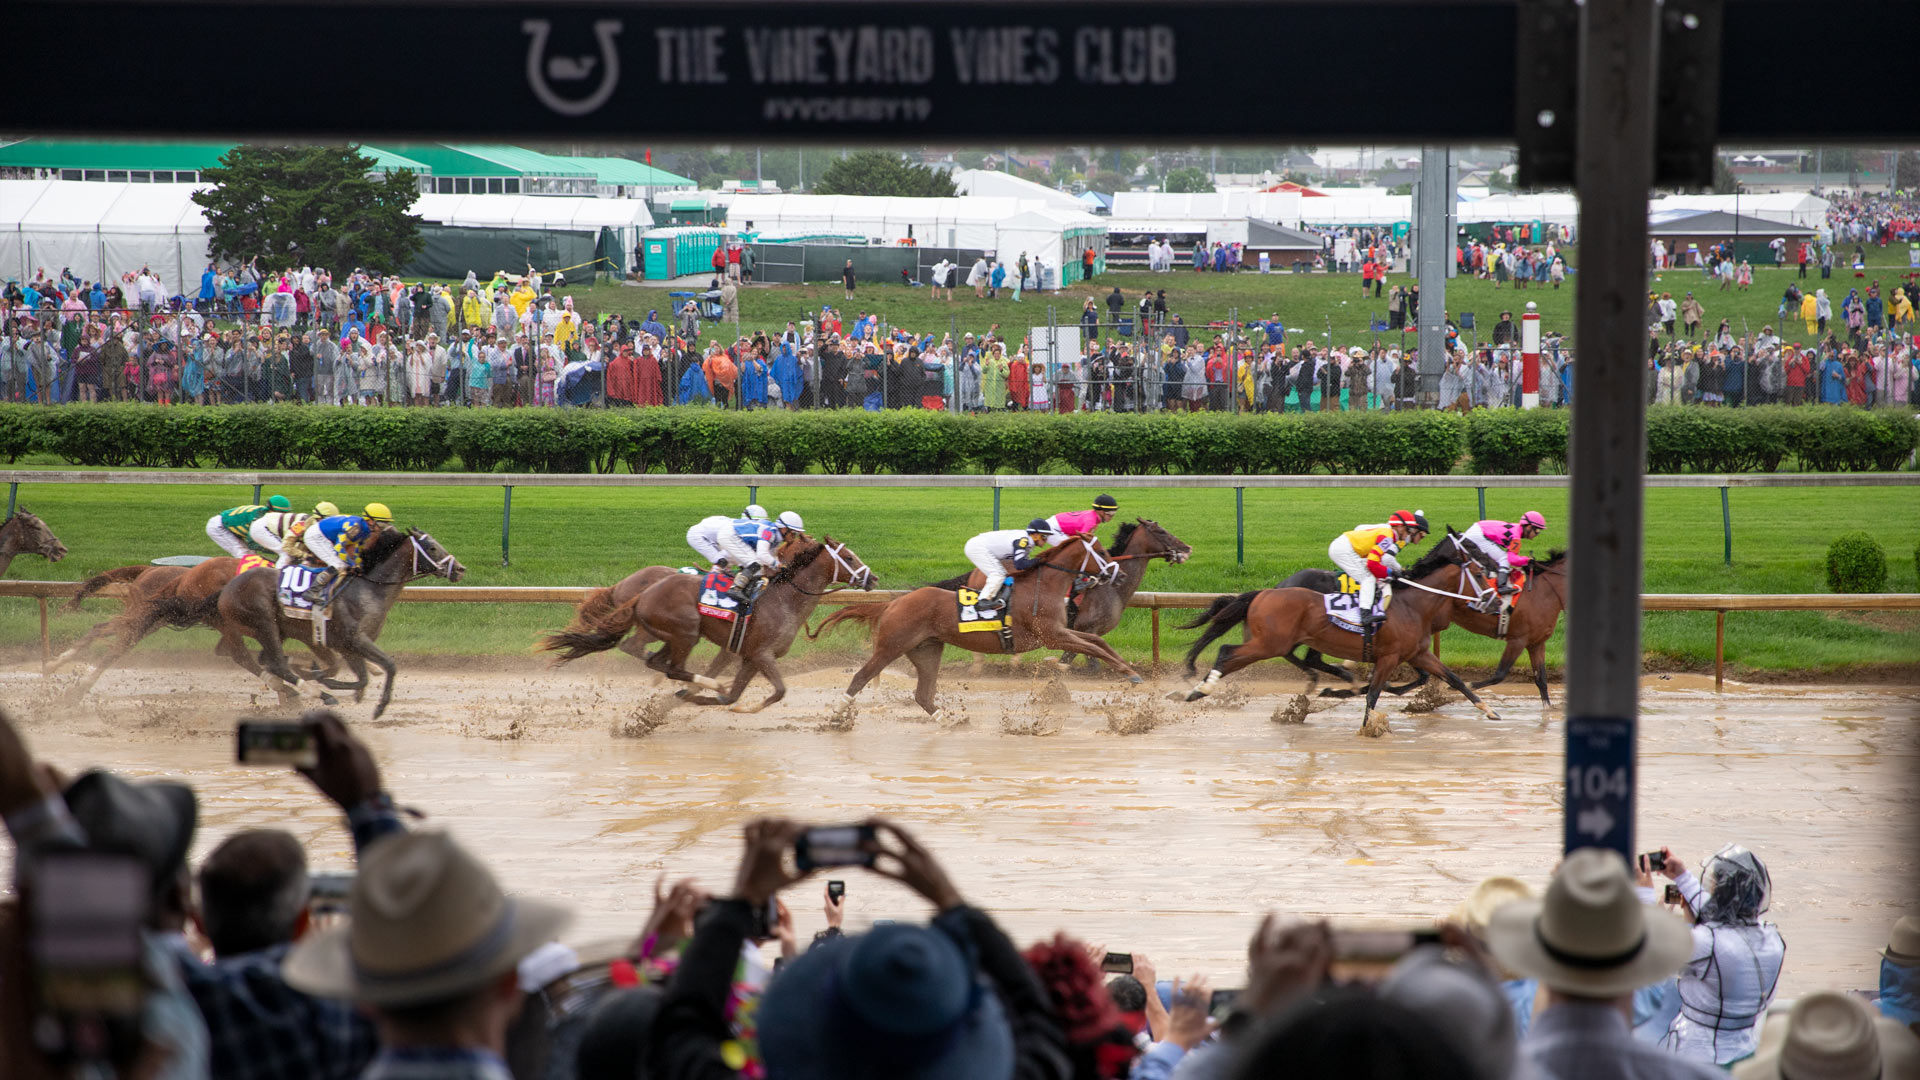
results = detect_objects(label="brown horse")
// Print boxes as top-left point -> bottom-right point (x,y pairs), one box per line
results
821,535 -> 1141,724
52,557 -> 274,700
0,509 -> 67,577
930,518 -> 1191,671
1177,543 -> 1505,737
542,535 -> 875,712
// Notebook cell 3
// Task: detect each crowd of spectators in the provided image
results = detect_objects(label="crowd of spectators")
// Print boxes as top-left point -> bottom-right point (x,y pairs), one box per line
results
1823,193 -> 1920,246
3,705 -> 1916,1080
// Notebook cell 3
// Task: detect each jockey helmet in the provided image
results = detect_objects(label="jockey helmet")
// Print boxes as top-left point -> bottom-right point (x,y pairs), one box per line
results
1389,510 -> 1430,536
314,501 -> 340,517
744,504 -> 770,521
363,503 -> 393,522
1092,493 -> 1119,512
1026,518 -> 1051,535
776,511 -> 804,533
1520,510 -> 1547,534
267,495 -> 292,511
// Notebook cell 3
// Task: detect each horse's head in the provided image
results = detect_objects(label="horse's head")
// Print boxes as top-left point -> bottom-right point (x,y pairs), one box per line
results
407,528 -> 465,583
817,534 -> 876,591
3,508 -> 66,562
1119,517 -> 1191,565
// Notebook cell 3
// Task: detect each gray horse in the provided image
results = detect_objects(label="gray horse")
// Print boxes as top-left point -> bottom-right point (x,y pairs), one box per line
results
0,509 -> 67,577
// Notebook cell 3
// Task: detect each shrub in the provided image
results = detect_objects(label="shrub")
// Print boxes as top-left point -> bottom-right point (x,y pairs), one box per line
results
1467,409 -> 1566,474
1825,531 -> 1888,593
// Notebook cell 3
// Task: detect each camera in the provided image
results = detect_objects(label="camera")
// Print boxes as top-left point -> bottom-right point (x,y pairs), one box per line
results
1100,952 -> 1133,975
1642,850 -> 1668,872
1330,928 -> 1444,962
794,824 -> 877,871
1208,988 -> 1241,1019
236,720 -> 315,767
750,896 -> 780,939
826,880 -> 845,903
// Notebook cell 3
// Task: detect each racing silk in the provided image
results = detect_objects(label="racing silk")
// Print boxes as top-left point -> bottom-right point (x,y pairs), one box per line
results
1467,519 -> 1532,567
1341,524 -> 1401,577
247,511 -> 307,555
1045,509 -> 1103,542
313,515 -> 375,570
730,517 -> 780,562
972,529 -> 1043,571
218,504 -> 273,535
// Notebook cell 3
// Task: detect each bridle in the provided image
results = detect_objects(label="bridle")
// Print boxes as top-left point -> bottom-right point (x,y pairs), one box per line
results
1389,535 -> 1507,604
787,538 -> 875,595
1034,538 -> 1123,588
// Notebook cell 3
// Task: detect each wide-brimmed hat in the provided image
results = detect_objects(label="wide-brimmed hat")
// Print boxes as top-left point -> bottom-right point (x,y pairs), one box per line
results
1733,991 -> 1920,1080
62,770 -> 198,896
757,923 -> 1012,1080
1884,916 -> 1920,966
1450,875 -> 1535,935
1486,848 -> 1693,997
283,830 -> 571,1007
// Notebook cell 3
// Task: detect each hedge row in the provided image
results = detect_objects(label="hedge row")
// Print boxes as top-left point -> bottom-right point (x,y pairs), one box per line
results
0,404 -> 1911,476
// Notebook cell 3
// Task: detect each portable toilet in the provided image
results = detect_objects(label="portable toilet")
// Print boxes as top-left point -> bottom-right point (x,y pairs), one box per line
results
642,231 -> 678,281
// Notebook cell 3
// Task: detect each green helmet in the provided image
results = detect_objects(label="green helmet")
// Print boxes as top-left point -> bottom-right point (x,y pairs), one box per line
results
267,495 -> 292,511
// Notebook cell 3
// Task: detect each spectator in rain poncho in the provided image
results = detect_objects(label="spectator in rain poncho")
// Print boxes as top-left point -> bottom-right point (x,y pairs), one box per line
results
739,347 -> 769,408
770,339 -> 801,408
1656,844 -> 1786,1066
676,355 -> 710,404
562,350 -> 605,406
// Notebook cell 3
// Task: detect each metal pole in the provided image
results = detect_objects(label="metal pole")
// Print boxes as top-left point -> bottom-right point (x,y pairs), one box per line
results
1415,146 -> 1452,401
501,484 -> 512,567
1235,487 -> 1245,565
1714,610 -> 1725,692
1563,0 -> 1659,864
1151,607 -> 1162,669
992,486 -> 1001,530
6,481 -> 16,517
38,597 -> 49,666
252,483 -> 262,505
1720,486 -> 1732,565
749,484 -> 759,509
1476,486 -> 1487,521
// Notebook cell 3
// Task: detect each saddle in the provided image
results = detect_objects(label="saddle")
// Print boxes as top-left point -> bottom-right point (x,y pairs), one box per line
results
955,585 -> 1016,652
697,567 -> 756,651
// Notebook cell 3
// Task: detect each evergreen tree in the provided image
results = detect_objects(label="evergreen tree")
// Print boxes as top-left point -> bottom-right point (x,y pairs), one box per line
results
193,145 -> 423,271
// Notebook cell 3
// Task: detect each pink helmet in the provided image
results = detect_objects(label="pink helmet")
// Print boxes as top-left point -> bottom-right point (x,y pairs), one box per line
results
1520,511 -> 1547,531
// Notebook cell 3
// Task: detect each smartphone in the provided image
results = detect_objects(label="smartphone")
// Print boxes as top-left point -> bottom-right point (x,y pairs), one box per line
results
1642,850 -> 1668,871
29,852 -> 148,1015
751,896 -> 779,939
1664,884 -> 1683,905
1100,951 -> 1134,975
1208,988 -> 1241,1020
236,720 -> 315,768
794,825 -> 876,871
826,880 -> 846,903
310,872 -> 354,900
1330,928 -> 1444,962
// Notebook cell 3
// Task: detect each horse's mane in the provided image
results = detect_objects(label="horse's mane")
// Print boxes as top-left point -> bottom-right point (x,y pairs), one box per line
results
360,526 -> 410,569
1405,539 -> 1464,579
1110,520 -> 1139,553
1016,534 -> 1094,577
768,540 -> 825,585
1534,548 -> 1568,569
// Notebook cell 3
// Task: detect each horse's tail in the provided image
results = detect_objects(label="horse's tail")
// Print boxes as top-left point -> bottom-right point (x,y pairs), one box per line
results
539,596 -> 638,664
806,604 -> 882,641
146,591 -> 222,631
64,566 -> 149,612
559,585 -> 620,636
1179,590 -> 1259,675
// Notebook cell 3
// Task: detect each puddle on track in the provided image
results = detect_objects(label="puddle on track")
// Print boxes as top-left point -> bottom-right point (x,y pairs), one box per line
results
2,658 -> 1914,995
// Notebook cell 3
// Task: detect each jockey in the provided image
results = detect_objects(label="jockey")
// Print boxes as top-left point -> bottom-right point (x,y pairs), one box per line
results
207,495 -> 292,559
249,500 -> 340,559
286,503 -> 393,591
1327,510 -> 1429,630
1461,511 -> 1546,593
686,505 -> 769,568
1041,493 -> 1119,544
720,509 -> 805,603
963,519 -> 1052,614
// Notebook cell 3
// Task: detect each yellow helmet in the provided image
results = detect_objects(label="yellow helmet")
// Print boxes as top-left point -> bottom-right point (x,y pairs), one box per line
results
363,502 -> 393,522
314,501 -> 340,517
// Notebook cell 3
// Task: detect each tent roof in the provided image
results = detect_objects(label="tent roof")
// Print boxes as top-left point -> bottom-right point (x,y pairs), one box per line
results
0,139 -> 233,172
950,168 -> 1085,211
410,193 -> 652,229
553,156 -> 696,187
357,146 -> 434,175
0,179 -> 207,232
1077,190 -> 1113,210
1104,218 -> 1211,235
375,144 -> 592,178
1110,190 -> 1303,223
1645,209 -> 1815,235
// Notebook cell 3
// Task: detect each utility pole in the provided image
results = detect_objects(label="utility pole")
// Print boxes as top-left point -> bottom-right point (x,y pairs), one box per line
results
1414,146 -> 1452,401
755,146 -> 761,186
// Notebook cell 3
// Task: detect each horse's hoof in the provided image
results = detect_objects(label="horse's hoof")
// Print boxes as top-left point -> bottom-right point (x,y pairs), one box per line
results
1359,709 -> 1392,738
1128,674 -> 1143,685
1183,690 -> 1207,703
319,692 -> 339,706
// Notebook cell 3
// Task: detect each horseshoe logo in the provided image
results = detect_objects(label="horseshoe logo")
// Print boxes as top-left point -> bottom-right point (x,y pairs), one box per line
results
522,19 -> 623,117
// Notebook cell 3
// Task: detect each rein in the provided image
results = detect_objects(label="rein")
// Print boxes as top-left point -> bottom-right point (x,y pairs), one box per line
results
784,540 -> 873,596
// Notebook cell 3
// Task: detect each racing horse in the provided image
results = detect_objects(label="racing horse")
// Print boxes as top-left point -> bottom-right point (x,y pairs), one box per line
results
819,535 -> 1142,723
1276,542 -> 1569,703
0,509 -> 67,577
930,518 -> 1191,672
213,527 -> 464,717
1177,537 -> 1506,736
52,557 -> 286,700
542,534 -> 875,713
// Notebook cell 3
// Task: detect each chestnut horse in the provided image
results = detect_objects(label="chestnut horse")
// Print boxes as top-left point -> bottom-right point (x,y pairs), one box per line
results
1178,542 -> 1505,736
821,535 -> 1141,724
53,557 -> 277,700
540,535 -> 875,713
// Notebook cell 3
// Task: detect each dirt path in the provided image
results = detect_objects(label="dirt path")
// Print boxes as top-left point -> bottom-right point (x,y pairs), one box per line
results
2,656 -> 1913,995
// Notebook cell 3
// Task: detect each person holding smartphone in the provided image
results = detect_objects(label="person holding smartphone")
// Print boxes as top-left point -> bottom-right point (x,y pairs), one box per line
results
1647,845 -> 1787,1066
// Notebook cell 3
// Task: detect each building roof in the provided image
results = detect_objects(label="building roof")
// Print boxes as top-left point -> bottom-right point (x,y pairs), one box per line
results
1245,219 -> 1323,250
1645,209 -> 1816,236
554,156 -> 696,187
0,139 -> 235,172
376,144 -> 592,178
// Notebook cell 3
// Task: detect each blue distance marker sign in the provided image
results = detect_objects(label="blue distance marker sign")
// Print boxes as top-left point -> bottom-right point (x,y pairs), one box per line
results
1563,715 -> 1635,862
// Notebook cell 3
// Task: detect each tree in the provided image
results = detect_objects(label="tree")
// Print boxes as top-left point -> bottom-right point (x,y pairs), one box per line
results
1163,167 -> 1214,194
1386,183 -> 1414,196
1087,169 -> 1129,193
811,151 -> 957,197
194,145 -> 422,272
1710,157 -> 1737,195
1896,150 -> 1920,193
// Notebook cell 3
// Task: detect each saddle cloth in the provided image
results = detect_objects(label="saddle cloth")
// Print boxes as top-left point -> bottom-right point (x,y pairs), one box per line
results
277,564 -> 328,617
239,553 -> 274,573
1323,590 -> 1384,635
698,567 -> 741,622
955,585 -> 1010,634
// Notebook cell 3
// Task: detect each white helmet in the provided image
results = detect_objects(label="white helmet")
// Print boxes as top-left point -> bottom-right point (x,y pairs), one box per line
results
743,504 -> 769,521
777,511 -> 804,533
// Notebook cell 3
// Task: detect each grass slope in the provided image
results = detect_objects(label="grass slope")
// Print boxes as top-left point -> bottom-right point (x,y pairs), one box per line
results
5,482 -> 1915,676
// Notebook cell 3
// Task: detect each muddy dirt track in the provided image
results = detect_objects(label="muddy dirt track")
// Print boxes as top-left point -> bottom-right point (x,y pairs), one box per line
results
2,655 -> 1915,996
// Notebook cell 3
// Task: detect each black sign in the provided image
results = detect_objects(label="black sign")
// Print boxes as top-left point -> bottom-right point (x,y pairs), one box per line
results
1563,715 -> 1635,862
10,2 -> 1515,141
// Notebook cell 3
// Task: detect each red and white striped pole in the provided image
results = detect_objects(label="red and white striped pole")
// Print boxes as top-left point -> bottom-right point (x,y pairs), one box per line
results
1521,300 -> 1541,409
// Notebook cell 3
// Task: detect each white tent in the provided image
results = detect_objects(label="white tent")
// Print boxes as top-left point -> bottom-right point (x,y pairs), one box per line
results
1456,192 -> 1582,225
1,179 -> 210,290
950,169 -> 1085,213
1295,194 -> 1413,226
1646,192 -> 1827,229
727,194 -> 1053,249
994,207 -> 1106,283
1110,190 -> 1303,226
408,192 -> 652,232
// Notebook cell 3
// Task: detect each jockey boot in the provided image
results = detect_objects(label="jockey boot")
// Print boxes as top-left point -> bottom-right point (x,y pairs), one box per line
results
726,564 -> 762,605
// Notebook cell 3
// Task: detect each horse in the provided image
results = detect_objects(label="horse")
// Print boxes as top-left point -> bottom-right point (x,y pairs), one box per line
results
1277,543 -> 1569,703
1177,538 -> 1506,737
52,557 -> 279,700
213,527 -> 465,717
542,535 -> 875,713
0,509 -> 67,577
930,518 -> 1191,672
821,535 -> 1142,724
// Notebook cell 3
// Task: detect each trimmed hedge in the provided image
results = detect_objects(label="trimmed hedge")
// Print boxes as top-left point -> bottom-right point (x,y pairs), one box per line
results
0,403 -> 1910,475
1825,532 -> 1888,593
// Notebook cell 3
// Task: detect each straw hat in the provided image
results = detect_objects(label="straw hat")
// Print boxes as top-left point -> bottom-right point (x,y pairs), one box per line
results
1450,876 -> 1536,936
1485,848 -> 1693,997
284,831 -> 571,1007
1732,991 -> 1920,1080
1883,916 -> 1920,966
